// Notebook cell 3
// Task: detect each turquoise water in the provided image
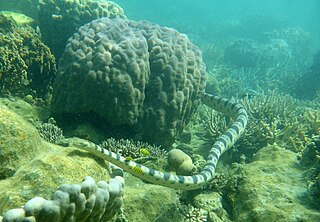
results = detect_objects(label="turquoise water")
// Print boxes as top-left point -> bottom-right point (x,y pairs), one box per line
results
1,0 -> 320,221
114,0 -> 320,38
114,0 -> 320,98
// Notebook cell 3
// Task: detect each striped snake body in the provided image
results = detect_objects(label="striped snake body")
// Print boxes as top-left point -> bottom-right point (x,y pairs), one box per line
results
79,93 -> 248,190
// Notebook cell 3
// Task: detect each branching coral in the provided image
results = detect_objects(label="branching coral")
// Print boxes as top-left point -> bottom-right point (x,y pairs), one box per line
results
298,108 -> 320,208
205,90 -> 310,162
206,109 -> 229,140
305,109 -> 320,135
36,118 -> 65,144
240,91 -> 309,152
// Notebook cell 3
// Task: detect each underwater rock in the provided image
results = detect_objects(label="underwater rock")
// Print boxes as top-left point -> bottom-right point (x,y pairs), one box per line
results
123,175 -> 182,222
233,144 -> 320,221
0,105 -> 51,179
167,149 -> 194,175
0,11 -> 35,27
0,101 -> 112,215
194,191 -> 231,221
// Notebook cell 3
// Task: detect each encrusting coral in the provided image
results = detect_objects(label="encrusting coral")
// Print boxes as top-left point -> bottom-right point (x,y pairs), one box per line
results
51,17 -> 207,147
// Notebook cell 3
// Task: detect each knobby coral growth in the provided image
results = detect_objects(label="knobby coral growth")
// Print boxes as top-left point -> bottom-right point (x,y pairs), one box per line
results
0,176 -> 124,222
0,14 -> 56,99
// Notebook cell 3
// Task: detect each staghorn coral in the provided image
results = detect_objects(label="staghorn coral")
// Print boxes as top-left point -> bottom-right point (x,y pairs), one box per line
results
299,108 -> 320,208
238,91 -> 309,152
51,17 -> 206,147
205,91 -> 309,162
0,176 -> 124,222
38,0 -> 126,58
0,14 -> 56,99
305,109 -> 320,136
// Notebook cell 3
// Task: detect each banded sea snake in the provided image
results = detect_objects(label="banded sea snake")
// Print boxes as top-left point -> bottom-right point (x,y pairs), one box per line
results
79,92 -> 248,190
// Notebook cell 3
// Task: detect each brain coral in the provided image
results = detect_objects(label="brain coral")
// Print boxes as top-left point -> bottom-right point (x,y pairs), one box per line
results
51,18 -> 206,146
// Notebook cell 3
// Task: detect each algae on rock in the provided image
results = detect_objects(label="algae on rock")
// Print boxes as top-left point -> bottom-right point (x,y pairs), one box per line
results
0,101 -> 111,214
232,145 -> 320,221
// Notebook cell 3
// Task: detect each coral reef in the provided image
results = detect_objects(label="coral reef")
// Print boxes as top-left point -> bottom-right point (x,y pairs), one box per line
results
224,39 -> 262,68
0,96 -> 185,222
0,176 -> 124,222
205,91 -> 309,163
0,14 -> 56,98
0,100 -> 114,215
51,17 -> 206,147
38,0 -> 126,58
298,108 -> 320,208
224,38 -> 292,68
221,27 -> 312,96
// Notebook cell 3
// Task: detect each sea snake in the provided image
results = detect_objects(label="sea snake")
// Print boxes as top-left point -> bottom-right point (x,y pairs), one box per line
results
79,92 -> 248,190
